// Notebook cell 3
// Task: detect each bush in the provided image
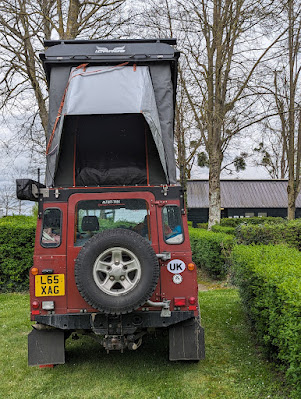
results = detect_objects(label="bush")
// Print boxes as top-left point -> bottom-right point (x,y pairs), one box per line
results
189,227 -> 235,279
232,244 -> 301,388
196,222 -> 208,229
0,216 -> 36,292
220,216 -> 284,227
211,225 -> 236,235
236,219 -> 301,250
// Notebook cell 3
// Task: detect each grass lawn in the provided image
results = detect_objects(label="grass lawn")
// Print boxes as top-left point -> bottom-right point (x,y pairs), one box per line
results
0,290 -> 296,399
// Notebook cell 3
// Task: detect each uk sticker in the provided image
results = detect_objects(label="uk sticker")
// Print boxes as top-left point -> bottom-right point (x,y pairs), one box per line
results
173,274 -> 183,284
167,259 -> 186,274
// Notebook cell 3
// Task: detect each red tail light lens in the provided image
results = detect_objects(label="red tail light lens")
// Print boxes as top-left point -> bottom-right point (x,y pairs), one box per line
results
32,300 -> 39,309
174,297 -> 186,307
189,297 -> 196,305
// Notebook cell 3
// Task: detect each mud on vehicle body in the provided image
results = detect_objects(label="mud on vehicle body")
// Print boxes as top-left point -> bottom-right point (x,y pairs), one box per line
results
17,39 -> 205,366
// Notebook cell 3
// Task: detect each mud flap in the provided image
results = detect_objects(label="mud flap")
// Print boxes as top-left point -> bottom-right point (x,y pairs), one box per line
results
169,318 -> 205,361
28,328 -> 65,366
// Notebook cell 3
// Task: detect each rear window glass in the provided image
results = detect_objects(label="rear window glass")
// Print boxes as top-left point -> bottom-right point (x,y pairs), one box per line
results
162,205 -> 184,244
41,208 -> 62,248
75,199 -> 150,246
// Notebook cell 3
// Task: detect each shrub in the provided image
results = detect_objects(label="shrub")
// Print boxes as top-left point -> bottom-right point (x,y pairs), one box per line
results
211,225 -> 236,235
232,244 -> 301,388
196,222 -> 208,229
236,219 -> 301,250
220,216 -> 284,227
189,227 -> 235,279
0,216 -> 36,292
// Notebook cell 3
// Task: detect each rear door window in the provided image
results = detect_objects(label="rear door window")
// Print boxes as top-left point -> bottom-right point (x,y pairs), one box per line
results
75,198 -> 151,246
162,205 -> 184,244
41,208 -> 62,247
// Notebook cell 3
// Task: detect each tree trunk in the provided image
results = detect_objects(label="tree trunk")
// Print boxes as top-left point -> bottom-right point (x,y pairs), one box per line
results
208,150 -> 222,229
287,181 -> 296,219
287,0 -> 297,220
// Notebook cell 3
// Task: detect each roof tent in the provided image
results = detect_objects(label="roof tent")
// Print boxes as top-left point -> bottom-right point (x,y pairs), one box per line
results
40,39 -> 180,187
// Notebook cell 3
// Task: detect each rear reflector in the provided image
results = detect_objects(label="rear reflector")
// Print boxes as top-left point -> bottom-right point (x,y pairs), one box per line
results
174,297 -> 186,307
32,310 -> 40,315
31,267 -> 39,275
188,305 -> 197,311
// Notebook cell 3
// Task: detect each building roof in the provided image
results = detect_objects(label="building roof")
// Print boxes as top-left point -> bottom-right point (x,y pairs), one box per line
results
187,179 -> 301,208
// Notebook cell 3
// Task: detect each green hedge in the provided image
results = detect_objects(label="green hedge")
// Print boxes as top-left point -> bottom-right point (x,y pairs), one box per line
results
220,216 -> 284,227
196,222 -> 208,229
189,227 -> 235,279
0,216 -> 36,292
236,219 -> 301,250
232,244 -> 301,388
211,225 -> 236,235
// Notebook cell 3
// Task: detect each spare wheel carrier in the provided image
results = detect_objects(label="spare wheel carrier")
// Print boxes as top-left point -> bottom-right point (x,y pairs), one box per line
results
74,229 -> 160,315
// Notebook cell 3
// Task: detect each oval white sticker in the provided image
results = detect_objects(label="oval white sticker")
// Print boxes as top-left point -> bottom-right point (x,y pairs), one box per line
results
172,274 -> 183,284
167,259 -> 186,274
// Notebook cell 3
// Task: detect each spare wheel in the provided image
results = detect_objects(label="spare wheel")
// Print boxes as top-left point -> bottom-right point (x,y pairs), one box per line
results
74,229 -> 160,315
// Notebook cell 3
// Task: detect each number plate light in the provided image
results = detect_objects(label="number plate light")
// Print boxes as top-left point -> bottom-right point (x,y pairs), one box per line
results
42,301 -> 55,310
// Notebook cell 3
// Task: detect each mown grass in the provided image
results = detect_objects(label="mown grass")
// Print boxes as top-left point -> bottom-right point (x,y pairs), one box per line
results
0,290 -> 296,399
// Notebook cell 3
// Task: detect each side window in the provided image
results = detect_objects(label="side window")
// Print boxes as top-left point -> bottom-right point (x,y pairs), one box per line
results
41,208 -> 62,248
162,205 -> 184,244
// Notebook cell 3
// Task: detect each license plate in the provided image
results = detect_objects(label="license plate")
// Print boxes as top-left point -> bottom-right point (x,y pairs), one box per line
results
35,274 -> 65,297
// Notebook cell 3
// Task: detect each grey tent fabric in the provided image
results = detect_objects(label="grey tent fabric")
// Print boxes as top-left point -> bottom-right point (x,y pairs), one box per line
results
149,65 -> 176,184
45,65 -> 176,187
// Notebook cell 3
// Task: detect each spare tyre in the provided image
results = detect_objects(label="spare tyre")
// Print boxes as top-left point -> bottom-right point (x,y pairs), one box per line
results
74,229 -> 160,315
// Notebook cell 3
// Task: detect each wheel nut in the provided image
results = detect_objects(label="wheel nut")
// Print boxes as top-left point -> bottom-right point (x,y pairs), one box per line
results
120,276 -> 125,281
109,276 -> 115,281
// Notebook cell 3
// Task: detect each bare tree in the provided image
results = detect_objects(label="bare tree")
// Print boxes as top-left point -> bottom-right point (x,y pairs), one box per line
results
0,0 -> 127,144
286,0 -> 301,219
133,0 -> 206,190
255,0 -> 301,217
174,0 -> 286,228
0,185 -> 18,216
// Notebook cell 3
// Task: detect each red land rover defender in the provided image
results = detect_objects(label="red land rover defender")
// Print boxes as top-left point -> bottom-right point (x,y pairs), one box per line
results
17,39 -> 205,366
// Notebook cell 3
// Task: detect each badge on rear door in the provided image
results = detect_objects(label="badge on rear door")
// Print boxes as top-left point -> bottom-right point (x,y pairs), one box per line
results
167,259 -> 186,274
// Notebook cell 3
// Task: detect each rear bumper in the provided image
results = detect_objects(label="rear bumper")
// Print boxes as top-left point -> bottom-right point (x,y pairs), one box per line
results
34,310 -> 196,334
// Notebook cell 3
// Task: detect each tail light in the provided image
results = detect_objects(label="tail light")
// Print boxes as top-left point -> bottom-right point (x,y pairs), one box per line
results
189,297 -> 196,305
174,297 -> 186,307
31,267 -> 39,275
32,300 -> 39,309
32,300 -> 40,315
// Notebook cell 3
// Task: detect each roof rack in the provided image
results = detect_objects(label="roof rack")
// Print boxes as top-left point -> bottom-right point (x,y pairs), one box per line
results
44,38 -> 177,48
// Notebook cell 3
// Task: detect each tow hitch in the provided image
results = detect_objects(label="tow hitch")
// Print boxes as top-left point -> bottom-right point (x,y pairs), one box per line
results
101,332 -> 146,353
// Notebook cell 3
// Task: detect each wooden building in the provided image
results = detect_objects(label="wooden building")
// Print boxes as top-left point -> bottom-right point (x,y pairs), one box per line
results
187,180 -> 301,226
